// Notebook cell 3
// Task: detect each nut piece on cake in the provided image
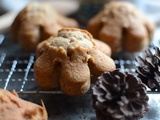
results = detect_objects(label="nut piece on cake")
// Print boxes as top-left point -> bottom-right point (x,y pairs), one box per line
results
34,27 -> 115,96
135,46 -> 160,91
92,69 -> 149,120
10,2 -> 79,52
0,89 -> 47,120
87,1 -> 155,54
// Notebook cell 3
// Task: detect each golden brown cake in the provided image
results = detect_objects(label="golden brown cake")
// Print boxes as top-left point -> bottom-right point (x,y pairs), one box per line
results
87,1 -> 155,54
34,27 -> 115,96
0,89 -> 47,120
93,39 -> 111,56
10,2 -> 79,52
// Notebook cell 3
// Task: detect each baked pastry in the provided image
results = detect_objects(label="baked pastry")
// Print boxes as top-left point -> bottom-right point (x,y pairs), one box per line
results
34,27 -> 115,96
92,69 -> 149,120
0,89 -> 47,120
10,2 -> 79,52
136,46 -> 160,91
93,39 -> 111,56
87,1 -> 155,54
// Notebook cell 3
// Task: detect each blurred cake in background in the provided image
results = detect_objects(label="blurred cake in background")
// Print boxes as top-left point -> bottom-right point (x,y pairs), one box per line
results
87,1 -> 155,55
10,2 -> 79,52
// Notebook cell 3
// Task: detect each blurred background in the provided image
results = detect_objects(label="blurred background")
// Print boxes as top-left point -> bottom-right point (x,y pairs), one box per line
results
1,0 -> 160,45
0,0 -> 80,32
0,0 -> 160,29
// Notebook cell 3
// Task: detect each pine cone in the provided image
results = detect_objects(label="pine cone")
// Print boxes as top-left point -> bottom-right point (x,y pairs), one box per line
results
92,69 -> 149,120
135,46 -> 160,91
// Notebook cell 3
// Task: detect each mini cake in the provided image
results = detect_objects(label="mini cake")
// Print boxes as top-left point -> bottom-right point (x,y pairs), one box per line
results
10,2 -> 79,52
87,1 -> 155,54
136,46 -> 160,91
93,39 -> 111,56
34,27 -> 115,96
0,89 -> 47,120
92,69 -> 149,120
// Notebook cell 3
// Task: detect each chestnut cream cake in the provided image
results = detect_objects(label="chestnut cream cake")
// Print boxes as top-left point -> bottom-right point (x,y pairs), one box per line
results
87,1 -> 155,54
10,2 -> 79,52
34,28 -> 115,96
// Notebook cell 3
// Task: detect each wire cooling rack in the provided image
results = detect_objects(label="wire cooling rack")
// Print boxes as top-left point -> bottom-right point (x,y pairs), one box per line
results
1,32 -> 160,120
0,32 -> 158,94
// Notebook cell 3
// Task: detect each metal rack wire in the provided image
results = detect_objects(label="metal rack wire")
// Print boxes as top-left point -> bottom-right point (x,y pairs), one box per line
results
0,33 -> 155,94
